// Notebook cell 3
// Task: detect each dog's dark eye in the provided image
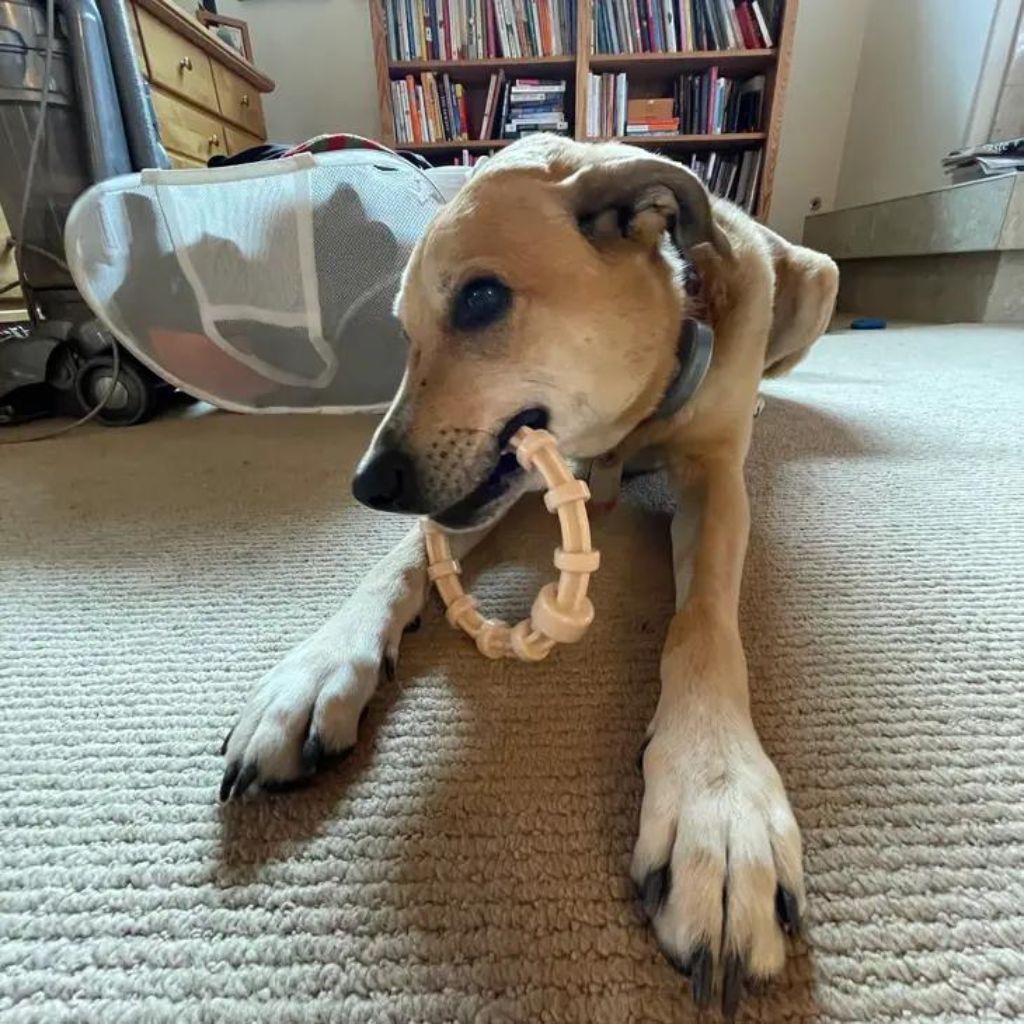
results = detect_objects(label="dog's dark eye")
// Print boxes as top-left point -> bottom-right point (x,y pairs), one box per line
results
451,277 -> 512,331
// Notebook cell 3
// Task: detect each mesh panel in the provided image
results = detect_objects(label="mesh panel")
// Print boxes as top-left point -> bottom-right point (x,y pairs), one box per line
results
65,151 -> 448,412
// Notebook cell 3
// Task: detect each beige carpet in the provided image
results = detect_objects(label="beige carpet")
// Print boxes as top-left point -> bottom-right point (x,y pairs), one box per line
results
2,323 -> 1023,1023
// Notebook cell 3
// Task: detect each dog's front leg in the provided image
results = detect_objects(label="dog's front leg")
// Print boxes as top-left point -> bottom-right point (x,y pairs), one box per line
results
220,522 -> 493,800
633,452 -> 805,1017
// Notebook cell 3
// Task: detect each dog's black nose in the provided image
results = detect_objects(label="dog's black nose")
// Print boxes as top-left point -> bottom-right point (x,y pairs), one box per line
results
352,447 -> 422,513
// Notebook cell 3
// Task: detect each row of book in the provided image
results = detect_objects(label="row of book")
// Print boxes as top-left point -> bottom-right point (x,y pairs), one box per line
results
385,0 -> 576,61
391,74 -> 570,142
586,69 -> 764,138
592,0 -> 780,54
440,147 -> 765,215
390,73 -> 472,144
675,69 -> 764,134
685,148 -> 763,212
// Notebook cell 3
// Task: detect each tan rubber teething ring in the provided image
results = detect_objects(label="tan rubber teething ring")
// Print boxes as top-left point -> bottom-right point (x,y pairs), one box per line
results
422,426 -> 600,661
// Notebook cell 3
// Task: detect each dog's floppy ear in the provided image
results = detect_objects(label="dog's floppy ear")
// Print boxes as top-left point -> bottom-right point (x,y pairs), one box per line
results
558,155 -> 732,258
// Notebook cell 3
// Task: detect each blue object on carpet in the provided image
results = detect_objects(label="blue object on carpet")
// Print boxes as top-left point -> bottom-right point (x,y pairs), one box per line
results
851,317 -> 888,330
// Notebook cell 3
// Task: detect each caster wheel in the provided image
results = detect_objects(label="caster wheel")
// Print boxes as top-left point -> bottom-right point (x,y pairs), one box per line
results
74,352 -> 158,426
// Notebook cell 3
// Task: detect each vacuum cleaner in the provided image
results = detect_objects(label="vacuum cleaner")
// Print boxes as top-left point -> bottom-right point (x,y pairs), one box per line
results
0,0 -> 172,426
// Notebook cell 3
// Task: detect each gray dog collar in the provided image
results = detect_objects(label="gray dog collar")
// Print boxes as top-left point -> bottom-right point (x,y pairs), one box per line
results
652,318 -> 714,421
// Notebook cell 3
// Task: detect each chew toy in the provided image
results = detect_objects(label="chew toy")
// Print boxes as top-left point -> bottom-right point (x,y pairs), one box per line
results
422,427 -> 600,661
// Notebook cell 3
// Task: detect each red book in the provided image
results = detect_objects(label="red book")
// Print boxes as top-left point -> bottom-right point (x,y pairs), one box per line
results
537,0 -> 552,55
485,0 -> 497,56
443,0 -> 454,60
645,0 -> 657,52
735,1 -> 760,47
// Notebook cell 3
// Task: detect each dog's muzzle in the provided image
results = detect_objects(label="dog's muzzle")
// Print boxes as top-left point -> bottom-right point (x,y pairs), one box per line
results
352,407 -> 548,522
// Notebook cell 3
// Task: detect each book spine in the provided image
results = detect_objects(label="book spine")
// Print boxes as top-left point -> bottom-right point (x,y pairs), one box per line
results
528,0 -> 542,55
413,81 -> 426,141
432,74 -> 446,138
502,0 -> 520,56
479,73 -> 495,139
734,1 -> 755,48
728,0 -> 743,48
457,83 -> 470,139
405,76 -> 420,142
465,0 -> 476,57
439,73 -> 452,139
423,74 -> 438,141
662,0 -> 676,51
390,81 -> 402,141
423,0 -> 435,57
749,0 -> 772,46
649,0 -> 663,51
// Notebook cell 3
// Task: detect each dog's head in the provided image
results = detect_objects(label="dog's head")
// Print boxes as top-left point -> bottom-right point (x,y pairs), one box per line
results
352,138 -> 729,529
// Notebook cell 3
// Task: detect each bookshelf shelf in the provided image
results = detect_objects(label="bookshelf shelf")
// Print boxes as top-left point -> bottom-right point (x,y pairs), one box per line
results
588,48 -> 776,73
369,0 -> 798,219
389,57 -> 576,74
401,139 -> 515,151
601,131 -> 766,148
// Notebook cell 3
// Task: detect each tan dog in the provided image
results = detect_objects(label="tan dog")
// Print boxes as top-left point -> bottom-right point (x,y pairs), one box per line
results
220,135 -> 838,1018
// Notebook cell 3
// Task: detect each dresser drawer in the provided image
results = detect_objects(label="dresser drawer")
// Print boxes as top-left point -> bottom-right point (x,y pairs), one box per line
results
151,88 -> 228,164
136,7 -> 218,112
211,61 -> 266,137
224,124 -> 263,156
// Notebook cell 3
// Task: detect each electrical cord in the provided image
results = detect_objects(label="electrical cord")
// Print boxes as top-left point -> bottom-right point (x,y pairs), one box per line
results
1,0 -> 123,444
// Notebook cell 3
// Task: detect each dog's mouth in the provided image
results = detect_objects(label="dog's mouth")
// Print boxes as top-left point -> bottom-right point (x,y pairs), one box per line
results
432,406 -> 548,530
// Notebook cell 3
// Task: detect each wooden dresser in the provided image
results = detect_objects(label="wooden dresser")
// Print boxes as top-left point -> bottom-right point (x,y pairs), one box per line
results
125,0 -> 275,169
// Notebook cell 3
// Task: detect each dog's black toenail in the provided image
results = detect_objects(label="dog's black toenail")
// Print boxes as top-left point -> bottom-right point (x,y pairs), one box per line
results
301,732 -> 324,773
383,654 -> 396,682
219,761 -> 240,802
636,735 -> 651,774
637,864 -> 670,919
776,885 -> 801,936
404,616 -> 421,634
689,945 -> 714,1009
220,727 -> 234,756
722,952 -> 745,1020
231,762 -> 259,801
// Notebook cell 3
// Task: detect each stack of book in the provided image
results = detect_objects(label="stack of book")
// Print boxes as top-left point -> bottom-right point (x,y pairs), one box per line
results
592,0 -> 779,54
391,73 -> 472,144
385,0 -> 576,61
685,149 -> 763,211
676,70 -> 764,134
498,78 -> 569,139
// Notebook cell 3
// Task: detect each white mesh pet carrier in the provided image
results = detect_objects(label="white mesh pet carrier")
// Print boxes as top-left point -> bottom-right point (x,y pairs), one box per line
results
65,149 -> 464,412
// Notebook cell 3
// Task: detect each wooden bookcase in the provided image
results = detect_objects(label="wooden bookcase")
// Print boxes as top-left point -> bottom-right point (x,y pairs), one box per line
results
368,0 -> 797,219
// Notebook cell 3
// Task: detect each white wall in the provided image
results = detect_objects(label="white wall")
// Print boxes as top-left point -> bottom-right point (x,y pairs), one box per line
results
216,0 -> 381,144
765,0 -> 871,241
834,0 -> 999,209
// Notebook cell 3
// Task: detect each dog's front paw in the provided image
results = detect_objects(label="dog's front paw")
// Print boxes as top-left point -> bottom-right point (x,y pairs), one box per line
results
633,712 -> 805,1018
219,600 -> 421,802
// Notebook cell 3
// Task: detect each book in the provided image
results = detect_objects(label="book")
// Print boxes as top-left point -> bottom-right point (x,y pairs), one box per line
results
457,83 -> 470,140
750,0 -> 773,47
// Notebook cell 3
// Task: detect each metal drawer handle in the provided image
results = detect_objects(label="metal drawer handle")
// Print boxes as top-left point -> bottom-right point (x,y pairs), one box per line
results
179,56 -> 193,71
241,93 -> 250,107
208,134 -> 221,149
